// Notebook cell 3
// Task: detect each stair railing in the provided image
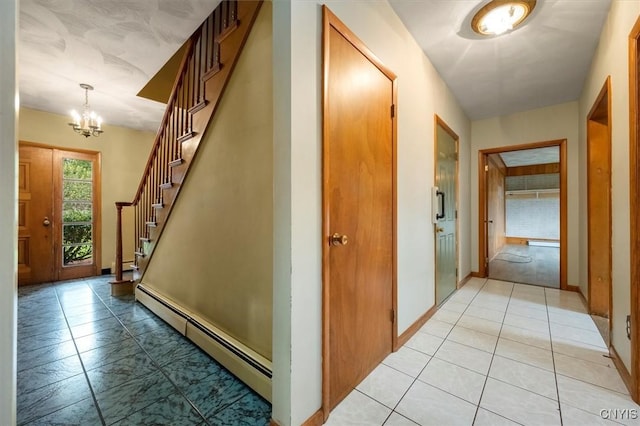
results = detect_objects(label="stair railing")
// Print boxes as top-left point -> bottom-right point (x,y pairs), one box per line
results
112,0 -> 240,285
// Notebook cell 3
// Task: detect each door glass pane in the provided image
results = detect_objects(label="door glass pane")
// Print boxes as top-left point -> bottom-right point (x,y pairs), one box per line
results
63,181 -> 92,201
63,202 -> 92,222
61,158 -> 93,267
63,224 -> 92,244
63,245 -> 93,266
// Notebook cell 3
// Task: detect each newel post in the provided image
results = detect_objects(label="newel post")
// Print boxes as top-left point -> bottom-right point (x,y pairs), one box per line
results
110,201 -> 133,295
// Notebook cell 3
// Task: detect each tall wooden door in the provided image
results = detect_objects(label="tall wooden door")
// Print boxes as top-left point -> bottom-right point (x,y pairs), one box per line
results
18,146 -> 55,284
587,78 -> 611,318
323,7 -> 396,411
486,154 -> 506,269
18,144 -> 101,285
435,118 -> 458,305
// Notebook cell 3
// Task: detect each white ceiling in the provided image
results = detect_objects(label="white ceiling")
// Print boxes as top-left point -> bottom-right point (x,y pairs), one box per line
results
19,0 -> 219,132
499,146 -> 559,166
19,1 -> 612,133
389,0 -> 612,120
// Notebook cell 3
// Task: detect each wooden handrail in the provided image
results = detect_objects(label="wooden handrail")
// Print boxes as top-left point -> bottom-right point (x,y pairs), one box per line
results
132,37 -> 195,205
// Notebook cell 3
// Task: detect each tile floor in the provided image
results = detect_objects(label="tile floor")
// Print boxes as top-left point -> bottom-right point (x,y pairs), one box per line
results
489,244 -> 560,288
327,278 -> 640,426
17,275 -> 271,425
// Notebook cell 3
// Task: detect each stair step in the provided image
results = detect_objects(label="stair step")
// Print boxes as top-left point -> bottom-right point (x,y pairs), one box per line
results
188,100 -> 207,115
178,130 -> 196,143
146,221 -> 157,228
168,158 -> 183,168
152,202 -> 164,209
159,182 -> 173,190
202,63 -> 222,81
134,251 -> 145,258
140,237 -> 151,243
215,19 -> 239,43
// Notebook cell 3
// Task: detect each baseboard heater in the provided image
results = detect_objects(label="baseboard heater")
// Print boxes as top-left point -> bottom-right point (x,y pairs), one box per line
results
135,283 -> 272,402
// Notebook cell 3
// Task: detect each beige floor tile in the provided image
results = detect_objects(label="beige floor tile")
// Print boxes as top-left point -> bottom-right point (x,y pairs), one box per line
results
554,353 -> 627,394
548,310 -> 599,332
495,338 -> 554,371
457,314 -> 502,336
551,323 -> 607,349
405,332 -> 444,356
396,381 -> 476,426
480,378 -> 561,425
503,313 -> 550,333
464,305 -> 506,323
325,389 -> 391,426
419,319 -> 454,338
551,339 -> 613,367
557,375 -> 639,426
356,364 -> 414,409
447,325 -> 498,353
418,357 -> 486,404
382,346 -> 431,378
384,412 -> 418,426
434,340 -> 493,375
473,408 -> 521,426
560,403 -> 622,426
499,323 -> 551,350
489,355 -> 557,400
432,308 -> 462,325
439,300 -> 469,314
506,304 -> 549,321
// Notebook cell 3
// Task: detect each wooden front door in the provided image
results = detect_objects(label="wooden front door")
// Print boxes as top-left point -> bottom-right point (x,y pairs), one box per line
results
435,117 -> 458,305
323,7 -> 397,411
18,144 -> 101,285
18,145 -> 55,284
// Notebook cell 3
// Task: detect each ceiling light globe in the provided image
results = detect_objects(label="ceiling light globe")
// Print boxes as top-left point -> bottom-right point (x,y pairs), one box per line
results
472,0 -> 536,36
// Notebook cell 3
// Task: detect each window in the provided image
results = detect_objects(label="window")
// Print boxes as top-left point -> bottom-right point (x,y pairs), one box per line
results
61,158 -> 93,266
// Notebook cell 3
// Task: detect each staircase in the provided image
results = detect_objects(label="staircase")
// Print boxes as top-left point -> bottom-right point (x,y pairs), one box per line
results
111,0 -> 264,295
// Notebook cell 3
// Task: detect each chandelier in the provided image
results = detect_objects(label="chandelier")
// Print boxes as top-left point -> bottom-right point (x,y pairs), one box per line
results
69,83 -> 104,138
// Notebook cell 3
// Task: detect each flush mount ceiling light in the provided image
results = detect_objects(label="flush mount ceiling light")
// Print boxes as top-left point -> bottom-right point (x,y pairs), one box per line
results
471,0 -> 536,36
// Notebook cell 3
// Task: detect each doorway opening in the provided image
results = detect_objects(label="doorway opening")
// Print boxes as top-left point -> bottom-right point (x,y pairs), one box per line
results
479,140 -> 567,289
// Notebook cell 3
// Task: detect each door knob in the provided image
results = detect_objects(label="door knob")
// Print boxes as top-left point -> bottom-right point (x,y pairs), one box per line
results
435,226 -> 444,233
330,233 -> 348,246
43,217 -> 51,227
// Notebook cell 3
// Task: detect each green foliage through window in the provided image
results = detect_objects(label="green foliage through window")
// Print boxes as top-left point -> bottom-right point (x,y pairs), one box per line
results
62,158 -> 94,266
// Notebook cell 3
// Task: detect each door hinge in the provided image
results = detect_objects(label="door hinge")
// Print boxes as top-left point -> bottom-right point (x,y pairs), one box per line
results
391,309 -> 396,323
484,165 -> 489,172
455,210 -> 458,219
627,315 -> 631,340
455,268 -> 458,277
391,104 -> 395,118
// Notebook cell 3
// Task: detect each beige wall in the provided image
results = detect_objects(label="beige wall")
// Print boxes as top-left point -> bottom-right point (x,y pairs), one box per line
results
18,108 -> 155,270
143,3 -> 273,360
578,0 -> 640,372
470,102 -> 580,286
0,0 -> 18,422
272,1 -> 471,424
